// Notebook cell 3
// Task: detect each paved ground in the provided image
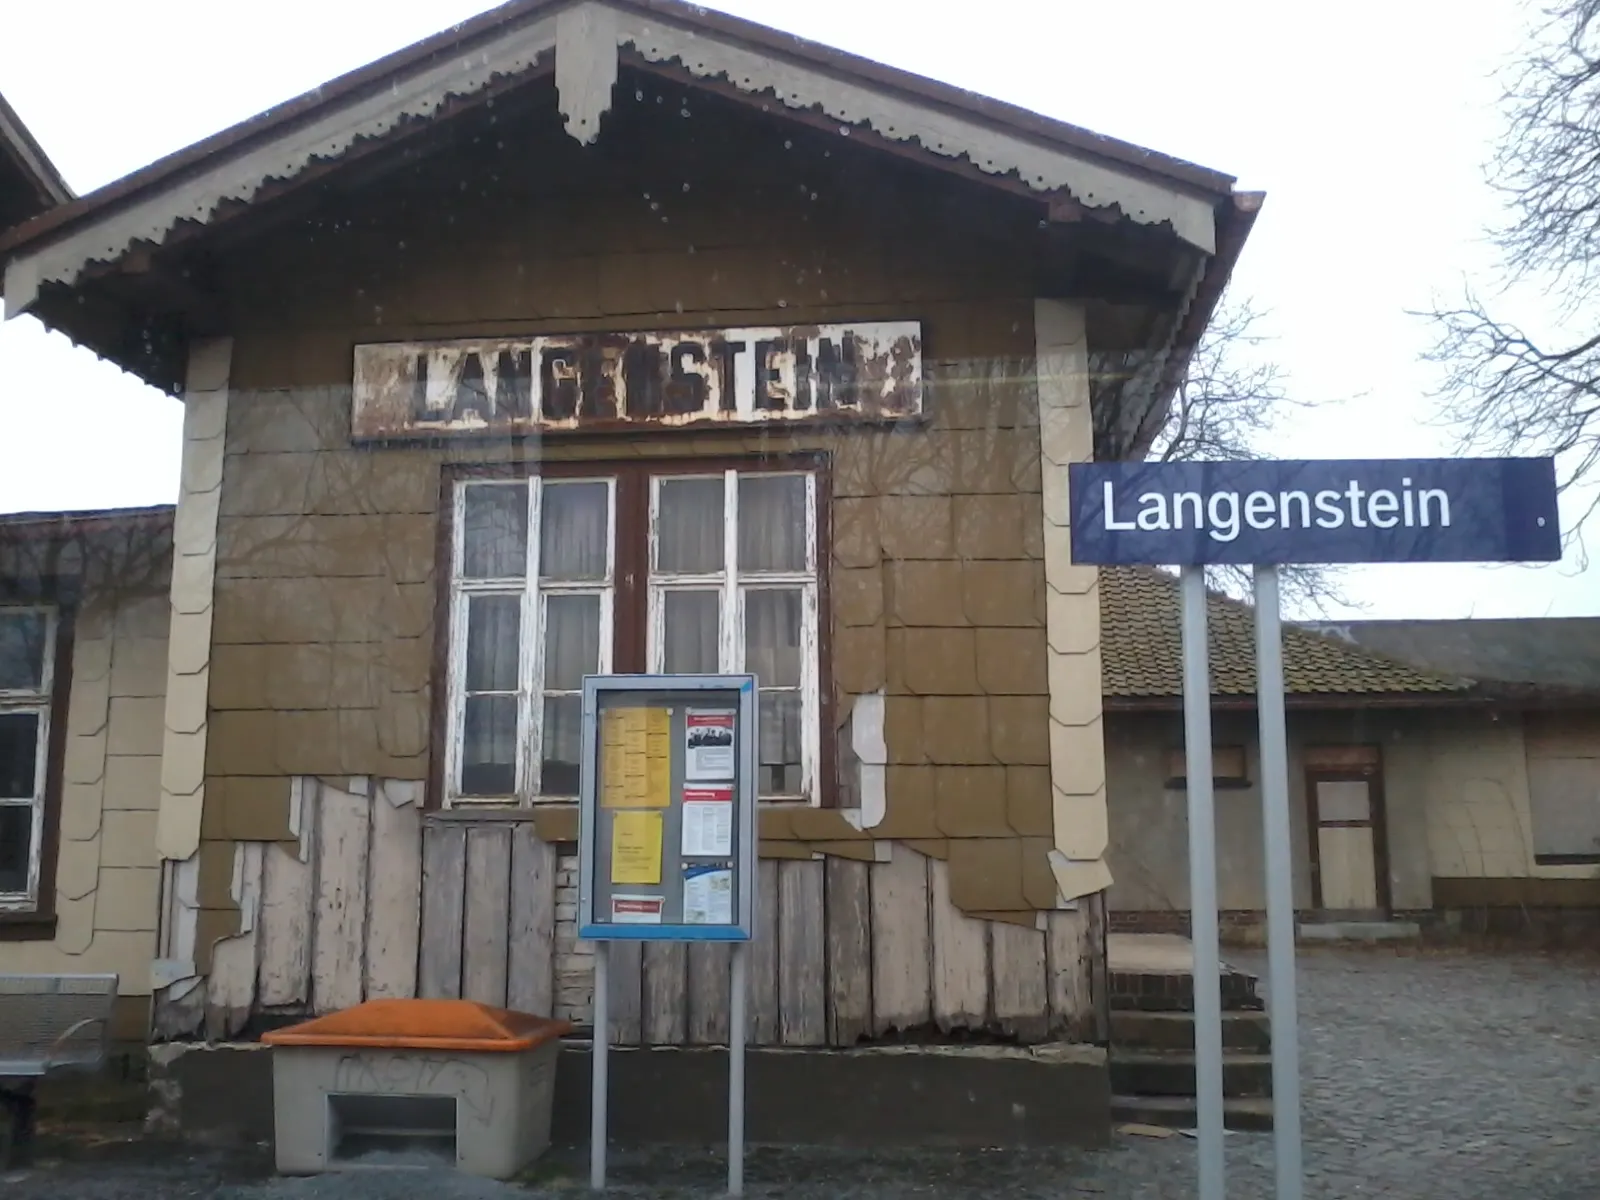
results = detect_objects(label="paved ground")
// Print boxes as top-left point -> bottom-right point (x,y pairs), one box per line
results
6,947 -> 1598,1199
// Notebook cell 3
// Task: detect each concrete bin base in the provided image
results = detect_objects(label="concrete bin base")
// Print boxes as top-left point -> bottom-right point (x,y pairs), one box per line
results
261,999 -> 571,1179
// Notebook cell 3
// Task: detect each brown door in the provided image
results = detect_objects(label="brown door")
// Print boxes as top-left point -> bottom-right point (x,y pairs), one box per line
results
1306,761 -> 1390,915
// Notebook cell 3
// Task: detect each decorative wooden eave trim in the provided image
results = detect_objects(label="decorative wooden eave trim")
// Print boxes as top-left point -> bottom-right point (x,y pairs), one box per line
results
2,0 -> 1228,320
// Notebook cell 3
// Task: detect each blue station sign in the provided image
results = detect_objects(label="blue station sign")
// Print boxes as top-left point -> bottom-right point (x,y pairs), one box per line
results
1068,458 -> 1562,566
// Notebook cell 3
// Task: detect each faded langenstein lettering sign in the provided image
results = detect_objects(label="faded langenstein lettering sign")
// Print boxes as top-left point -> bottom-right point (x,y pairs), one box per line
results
351,322 -> 922,440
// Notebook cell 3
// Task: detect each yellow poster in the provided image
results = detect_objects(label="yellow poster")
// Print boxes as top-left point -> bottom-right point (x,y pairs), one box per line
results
610,810 -> 664,885
602,705 -> 671,807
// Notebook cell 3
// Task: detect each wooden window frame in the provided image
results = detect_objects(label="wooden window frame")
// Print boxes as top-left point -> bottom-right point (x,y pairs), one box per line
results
0,598 -> 75,939
430,453 -> 834,811
1163,744 -> 1250,790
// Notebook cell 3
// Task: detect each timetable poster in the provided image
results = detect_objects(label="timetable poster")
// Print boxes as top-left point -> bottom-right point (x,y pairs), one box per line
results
600,706 -> 671,808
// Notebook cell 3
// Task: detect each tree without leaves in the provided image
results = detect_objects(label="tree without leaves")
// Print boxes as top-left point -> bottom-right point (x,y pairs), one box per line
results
1145,295 -> 1349,613
1427,0 -> 1600,547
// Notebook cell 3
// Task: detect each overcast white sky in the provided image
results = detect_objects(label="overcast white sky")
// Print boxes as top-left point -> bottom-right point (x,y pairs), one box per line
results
0,0 -> 1589,619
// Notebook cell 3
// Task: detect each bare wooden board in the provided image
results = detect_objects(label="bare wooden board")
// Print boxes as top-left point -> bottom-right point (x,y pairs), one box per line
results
687,942 -> 731,1045
929,858 -> 988,1031
869,846 -> 931,1035
207,843 -> 262,1038
462,825 -> 513,1006
990,920 -> 1048,1040
642,942 -> 687,1045
257,824 -> 315,1008
365,793 -> 421,1000
419,822 -> 467,999
749,859 -> 780,1044
507,827 -> 556,1017
1045,907 -> 1094,1039
311,783 -> 372,1013
607,941 -> 643,1046
778,859 -> 826,1046
825,857 -> 870,1046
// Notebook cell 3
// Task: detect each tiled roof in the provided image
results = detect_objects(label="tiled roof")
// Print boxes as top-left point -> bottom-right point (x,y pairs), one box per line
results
1099,568 -> 1470,699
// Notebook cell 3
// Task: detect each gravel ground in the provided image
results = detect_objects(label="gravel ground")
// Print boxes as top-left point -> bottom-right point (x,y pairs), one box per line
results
6,947 -> 1598,1199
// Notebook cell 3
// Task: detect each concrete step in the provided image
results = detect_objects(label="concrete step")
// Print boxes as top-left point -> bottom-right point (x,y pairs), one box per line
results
1109,1051 -> 1274,1099
1111,1009 -> 1272,1054
1298,920 -> 1421,944
1112,1093 -> 1275,1133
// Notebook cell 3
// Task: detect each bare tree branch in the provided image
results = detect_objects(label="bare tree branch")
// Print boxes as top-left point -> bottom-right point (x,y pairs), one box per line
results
1149,296 -> 1351,613
1425,0 -> 1600,556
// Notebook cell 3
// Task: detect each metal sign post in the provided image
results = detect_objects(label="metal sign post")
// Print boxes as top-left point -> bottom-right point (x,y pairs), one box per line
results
1068,456 -> 1561,1200
1253,565 -> 1303,1199
577,674 -> 759,1196
1180,567 -> 1226,1200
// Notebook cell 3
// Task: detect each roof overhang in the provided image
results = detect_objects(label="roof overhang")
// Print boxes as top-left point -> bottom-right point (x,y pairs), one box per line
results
1,1 -> 1237,311
0,91 -> 72,230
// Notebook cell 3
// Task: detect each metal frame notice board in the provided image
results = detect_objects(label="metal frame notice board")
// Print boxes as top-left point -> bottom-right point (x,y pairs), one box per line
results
576,674 -> 757,1193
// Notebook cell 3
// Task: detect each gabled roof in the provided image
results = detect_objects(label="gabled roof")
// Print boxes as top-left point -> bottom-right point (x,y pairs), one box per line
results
1305,617 -> 1600,693
1100,568 -> 1470,702
0,90 -> 72,230
0,0 -> 1255,404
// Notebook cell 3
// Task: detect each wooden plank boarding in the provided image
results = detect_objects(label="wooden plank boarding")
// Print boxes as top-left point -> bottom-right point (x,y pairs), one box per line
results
462,825 -> 513,1006
257,804 -> 316,1008
990,920 -> 1049,1041
825,857 -> 870,1046
868,845 -> 931,1035
929,858 -> 988,1031
311,782 -> 372,1013
688,942 -> 731,1044
419,822 -> 467,999
1045,907 -> 1094,1039
365,788 -> 422,1000
778,859 -> 826,1046
608,941 -> 643,1045
207,843 -> 263,1038
507,826 -> 557,1016
643,942 -> 688,1044
749,859 -> 780,1043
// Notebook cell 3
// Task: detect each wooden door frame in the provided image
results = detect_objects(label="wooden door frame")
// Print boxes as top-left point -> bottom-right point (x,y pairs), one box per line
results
1305,761 -> 1391,915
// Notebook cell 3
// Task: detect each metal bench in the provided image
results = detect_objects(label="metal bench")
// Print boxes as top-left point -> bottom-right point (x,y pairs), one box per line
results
0,974 -> 119,1168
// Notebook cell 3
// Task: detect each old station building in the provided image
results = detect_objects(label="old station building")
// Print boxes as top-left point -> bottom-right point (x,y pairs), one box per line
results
0,0 -> 1257,1141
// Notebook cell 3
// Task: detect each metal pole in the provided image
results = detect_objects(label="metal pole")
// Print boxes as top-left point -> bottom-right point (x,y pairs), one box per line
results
728,941 -> 748,1196
1180,566 -> 1225,1200
590,941 -> 609,1191
1253,565 -> 1304,1199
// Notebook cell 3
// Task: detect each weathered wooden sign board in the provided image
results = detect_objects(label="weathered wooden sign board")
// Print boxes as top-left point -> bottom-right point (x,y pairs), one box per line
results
351,321 -> 923,440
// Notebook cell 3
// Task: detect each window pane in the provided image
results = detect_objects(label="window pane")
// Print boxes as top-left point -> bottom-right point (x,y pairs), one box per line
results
738,475 -> 807,572
656,477 -> 725,574
0,612 -> 48,692
0,712 -> 39,800
545,595 -> 600,691
663,591 -> 720,673
462,484 -> 528,579
541,695 -> 582,795
0,805 -> 31,895
465,596 -> 520,693
759,691 -> 803,796
460,695 -> 517,796
1316,780 -> 1372,823
745,589 -> 802,688
541,481 -> 609,581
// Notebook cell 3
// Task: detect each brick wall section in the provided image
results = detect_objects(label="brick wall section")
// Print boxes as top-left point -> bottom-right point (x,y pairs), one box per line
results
203,84 -> 1070,921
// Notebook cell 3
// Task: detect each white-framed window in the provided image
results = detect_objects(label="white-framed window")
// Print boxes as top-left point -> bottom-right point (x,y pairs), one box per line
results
0,606 -> 56,912
444,465 -> 822,807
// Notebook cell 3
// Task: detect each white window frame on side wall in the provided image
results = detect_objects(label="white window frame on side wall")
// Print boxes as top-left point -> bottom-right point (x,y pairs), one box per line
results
0,605 -> 57,913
